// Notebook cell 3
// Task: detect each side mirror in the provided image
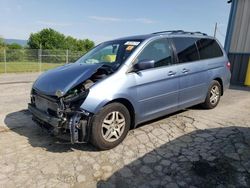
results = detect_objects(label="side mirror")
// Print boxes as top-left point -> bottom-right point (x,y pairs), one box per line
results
133,59 -> 155,71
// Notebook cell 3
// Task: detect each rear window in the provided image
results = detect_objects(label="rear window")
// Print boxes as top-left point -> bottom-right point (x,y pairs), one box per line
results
172,37 -> 199,63
197,39 -> 223,59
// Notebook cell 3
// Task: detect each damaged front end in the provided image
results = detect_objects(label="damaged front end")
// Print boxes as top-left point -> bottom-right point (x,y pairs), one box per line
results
28,64 -> 110,143
29,81 -> 92,143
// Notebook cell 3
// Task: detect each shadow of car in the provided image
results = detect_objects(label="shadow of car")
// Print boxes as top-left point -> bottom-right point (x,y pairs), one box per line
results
97,126 -> 250,188
4,110 -> 97,153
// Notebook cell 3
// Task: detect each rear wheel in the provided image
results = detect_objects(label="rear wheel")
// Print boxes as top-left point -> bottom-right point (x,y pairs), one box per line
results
91,102 -> 130,150
201,80 -> 221,109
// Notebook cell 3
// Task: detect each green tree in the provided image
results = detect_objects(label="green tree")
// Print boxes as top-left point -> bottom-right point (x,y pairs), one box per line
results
0,37 -> 5,49
65,36 -> 78,51
28,28 -> 65,49
7,43 -> 22,49
5,43 -> 23,61
27,28 -> 95,52
76,39 -> 94,52
0,37 -> 5,61
82,39 -> 95,51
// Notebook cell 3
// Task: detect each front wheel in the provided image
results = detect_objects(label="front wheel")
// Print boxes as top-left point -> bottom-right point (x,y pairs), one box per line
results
201,80 -> 221,109
90,102 -> 130,150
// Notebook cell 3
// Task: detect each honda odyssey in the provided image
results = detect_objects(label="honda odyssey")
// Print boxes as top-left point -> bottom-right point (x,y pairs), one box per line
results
28,30 -> 231,150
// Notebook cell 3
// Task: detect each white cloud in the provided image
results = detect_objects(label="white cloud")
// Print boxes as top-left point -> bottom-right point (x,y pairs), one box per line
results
89,16 -> 156,24
88,16 -> 122,22
134,18 -> 155,24
36,21 -> 72,27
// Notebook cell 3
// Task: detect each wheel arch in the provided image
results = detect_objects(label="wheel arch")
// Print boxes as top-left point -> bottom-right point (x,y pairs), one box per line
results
105,98 -> 136,130
213,77 -> 224,96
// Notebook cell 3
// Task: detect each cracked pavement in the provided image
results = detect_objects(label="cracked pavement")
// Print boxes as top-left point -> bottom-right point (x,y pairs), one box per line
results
0,73 -> 250,188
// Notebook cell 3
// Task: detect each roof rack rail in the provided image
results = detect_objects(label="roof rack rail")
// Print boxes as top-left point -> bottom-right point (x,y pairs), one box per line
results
152,30 -> 184,34
151,30 -> 207,36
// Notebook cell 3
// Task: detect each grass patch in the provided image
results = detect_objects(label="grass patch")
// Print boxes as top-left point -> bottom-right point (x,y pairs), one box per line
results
0,62 -> 65,73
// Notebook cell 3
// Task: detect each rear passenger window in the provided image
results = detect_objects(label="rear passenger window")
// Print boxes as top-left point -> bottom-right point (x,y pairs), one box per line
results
197,39 -> 223,59
172,37 -> 199,63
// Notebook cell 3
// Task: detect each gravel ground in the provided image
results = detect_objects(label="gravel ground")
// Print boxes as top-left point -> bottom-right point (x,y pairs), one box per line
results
0,73 -> 250,188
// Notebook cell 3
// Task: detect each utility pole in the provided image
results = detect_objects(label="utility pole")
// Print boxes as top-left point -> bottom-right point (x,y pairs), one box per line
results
214,22 -> 218,38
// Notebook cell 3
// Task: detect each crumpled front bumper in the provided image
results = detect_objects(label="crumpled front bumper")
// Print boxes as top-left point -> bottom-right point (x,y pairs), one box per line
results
28,103 -> 62,128
28,103 -> 91,143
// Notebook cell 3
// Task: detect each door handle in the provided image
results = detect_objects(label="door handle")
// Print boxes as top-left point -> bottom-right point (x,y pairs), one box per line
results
168,71 -> 176,76
182,68 -> 190,73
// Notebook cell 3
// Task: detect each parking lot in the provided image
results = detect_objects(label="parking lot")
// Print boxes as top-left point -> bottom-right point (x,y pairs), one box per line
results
0,73 -> 250,188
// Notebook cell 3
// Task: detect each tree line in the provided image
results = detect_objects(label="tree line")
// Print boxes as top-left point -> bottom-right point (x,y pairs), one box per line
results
1,28 -> 95,51
0,28 -> 95,63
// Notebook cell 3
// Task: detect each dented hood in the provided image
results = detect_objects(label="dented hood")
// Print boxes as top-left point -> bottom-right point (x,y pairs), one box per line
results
33,63 -> 103,96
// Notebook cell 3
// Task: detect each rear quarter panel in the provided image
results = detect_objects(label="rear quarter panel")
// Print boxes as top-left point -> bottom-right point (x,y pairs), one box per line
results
207,55 -> 231,94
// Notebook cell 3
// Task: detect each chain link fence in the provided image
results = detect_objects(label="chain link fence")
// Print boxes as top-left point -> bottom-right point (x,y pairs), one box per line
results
0,49 -> 85,73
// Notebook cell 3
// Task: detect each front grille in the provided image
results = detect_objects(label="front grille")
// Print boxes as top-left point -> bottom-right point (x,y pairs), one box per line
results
32,91 -> 59,117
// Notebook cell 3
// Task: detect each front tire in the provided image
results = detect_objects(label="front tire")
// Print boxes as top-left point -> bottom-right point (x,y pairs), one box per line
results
91,102 -> 130,150
201,80 -> 221,109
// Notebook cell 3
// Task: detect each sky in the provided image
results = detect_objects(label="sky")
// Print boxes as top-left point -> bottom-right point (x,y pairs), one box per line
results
0,0 -> 231,45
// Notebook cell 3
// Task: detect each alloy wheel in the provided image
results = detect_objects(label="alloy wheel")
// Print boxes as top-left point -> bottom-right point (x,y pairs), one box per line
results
210,85 -> 220,105
101,111 -> 126,142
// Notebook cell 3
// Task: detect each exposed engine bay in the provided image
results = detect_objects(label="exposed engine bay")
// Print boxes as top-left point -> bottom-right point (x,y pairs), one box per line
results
29,64 -> 113,143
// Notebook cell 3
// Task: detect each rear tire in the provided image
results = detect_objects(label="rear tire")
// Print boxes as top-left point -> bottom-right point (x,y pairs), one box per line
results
201,80 -> 221,109
91,102 -> 130,150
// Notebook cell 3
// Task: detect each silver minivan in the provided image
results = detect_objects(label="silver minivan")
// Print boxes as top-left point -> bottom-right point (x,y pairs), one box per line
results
28,30 -> 231,149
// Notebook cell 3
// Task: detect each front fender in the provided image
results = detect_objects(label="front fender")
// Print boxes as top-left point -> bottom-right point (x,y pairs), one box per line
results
80,91 -> 137,114
79,71 -> 137,114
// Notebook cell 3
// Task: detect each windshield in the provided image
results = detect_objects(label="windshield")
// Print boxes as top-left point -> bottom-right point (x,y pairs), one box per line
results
75,39 -> 143,70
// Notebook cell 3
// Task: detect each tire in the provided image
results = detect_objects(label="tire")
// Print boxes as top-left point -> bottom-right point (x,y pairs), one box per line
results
91,102 -> 131,150
201,80 -> 221,109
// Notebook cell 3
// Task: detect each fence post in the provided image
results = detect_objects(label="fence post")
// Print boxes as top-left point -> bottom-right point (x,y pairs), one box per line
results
3,48 -> 6,73
38,48 -> 42,72
66,49 -> 69,64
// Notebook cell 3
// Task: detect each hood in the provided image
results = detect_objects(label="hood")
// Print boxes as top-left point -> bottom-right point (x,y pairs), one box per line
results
33,63 -> 103,96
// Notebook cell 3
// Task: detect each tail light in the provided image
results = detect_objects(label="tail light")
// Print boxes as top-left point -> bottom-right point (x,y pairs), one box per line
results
226,61 -> 231,69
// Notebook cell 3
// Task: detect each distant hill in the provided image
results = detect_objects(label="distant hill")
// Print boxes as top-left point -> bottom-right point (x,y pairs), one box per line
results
4,39 -> 27,46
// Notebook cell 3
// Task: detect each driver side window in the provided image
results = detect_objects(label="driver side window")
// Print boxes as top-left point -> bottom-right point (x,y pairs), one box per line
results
135,38 -> 173,68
